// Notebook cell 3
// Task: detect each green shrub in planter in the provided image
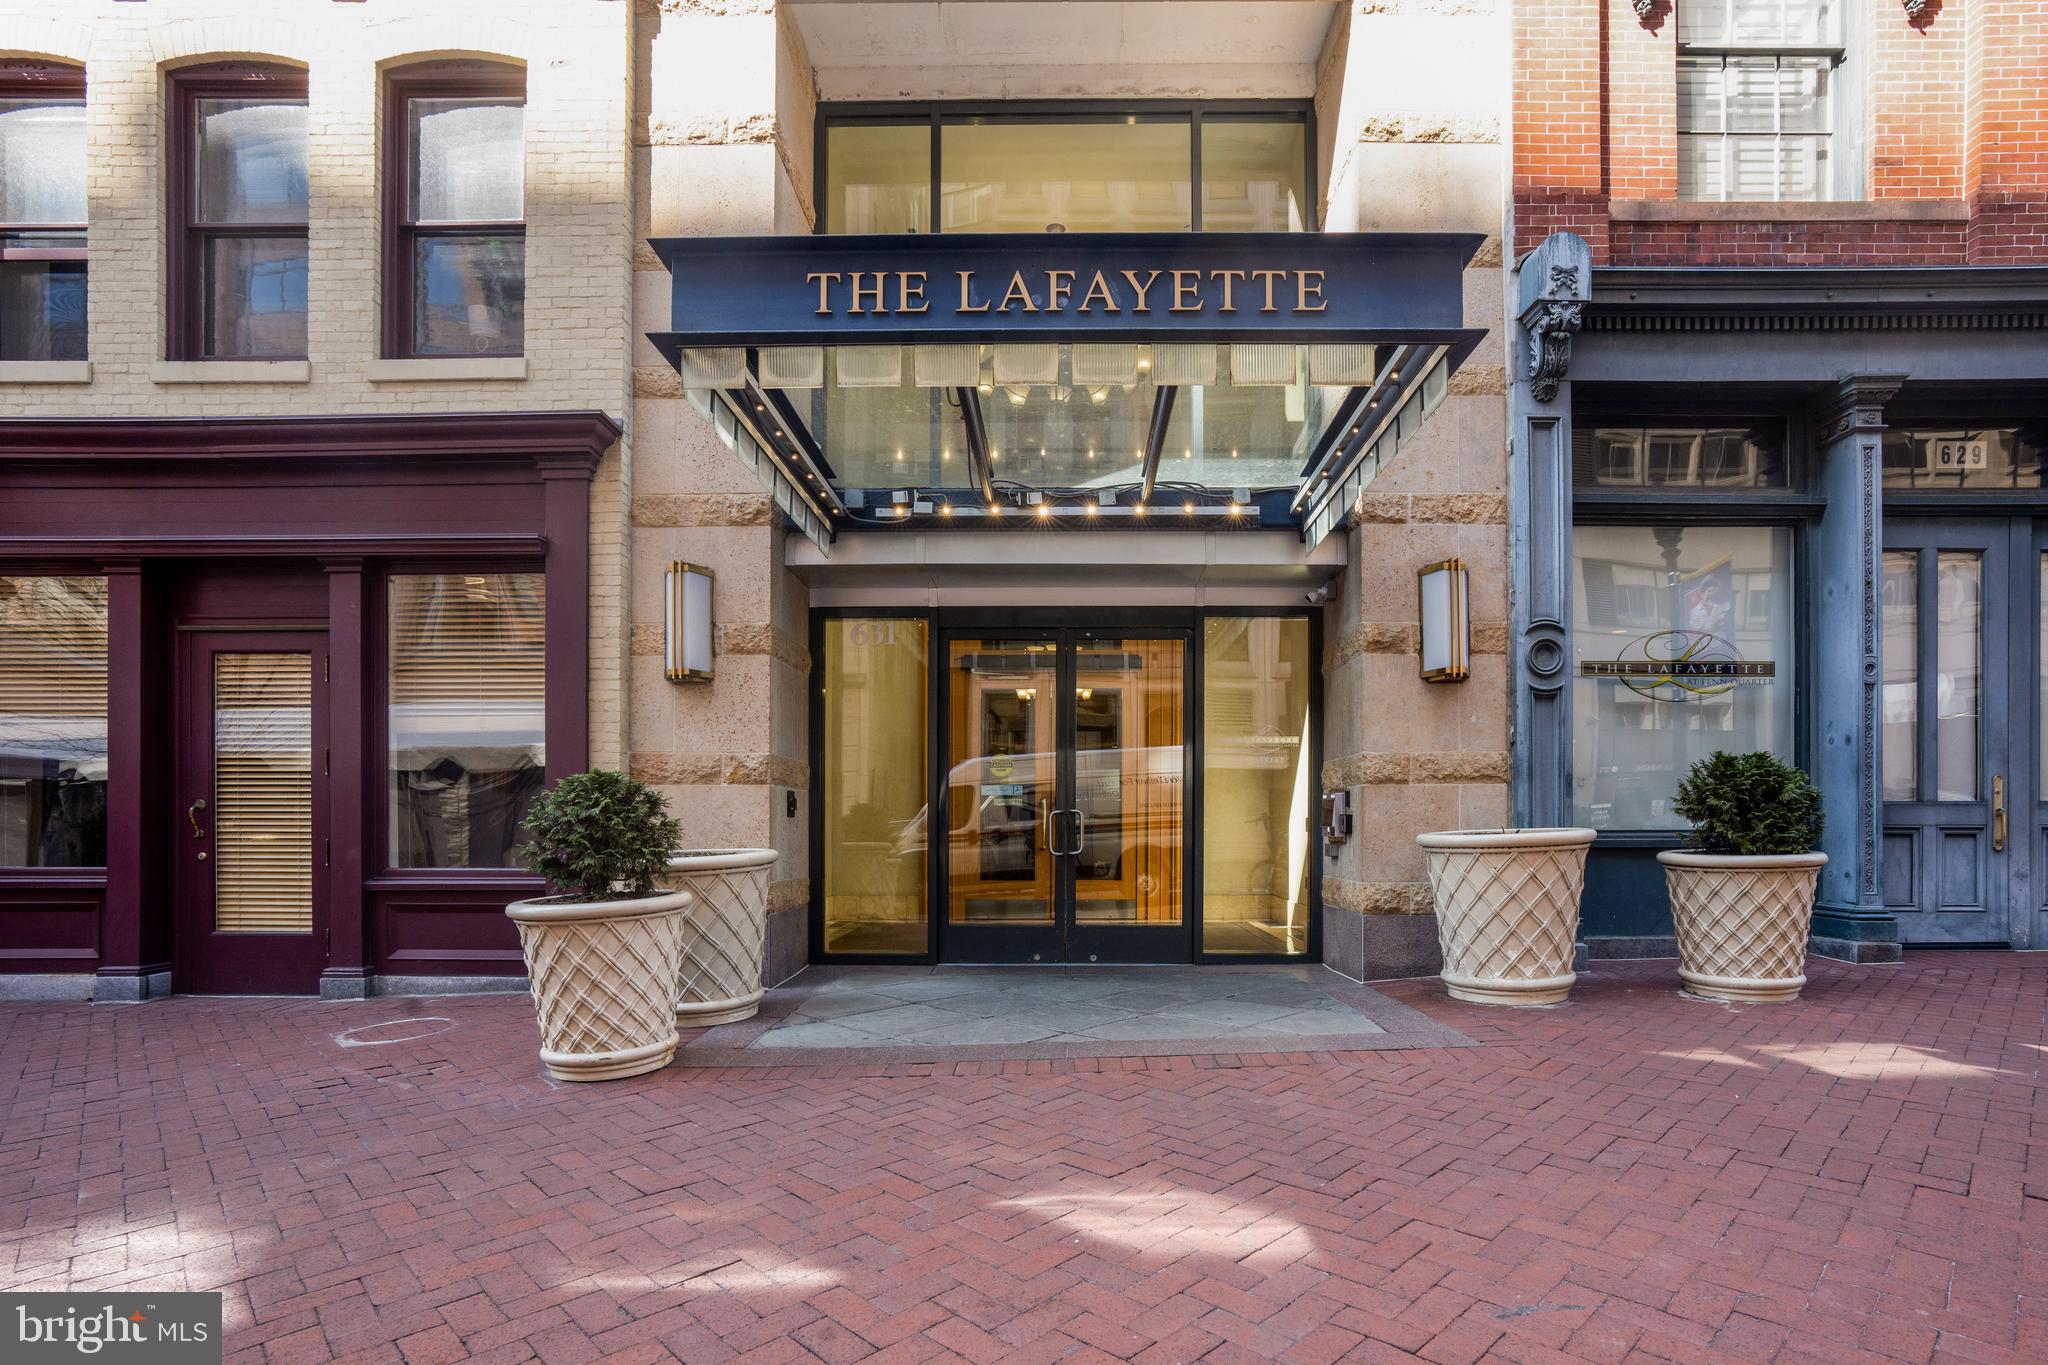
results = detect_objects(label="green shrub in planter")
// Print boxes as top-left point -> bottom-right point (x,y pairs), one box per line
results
1671,751 -> 1822,857
515,770 -> 682,901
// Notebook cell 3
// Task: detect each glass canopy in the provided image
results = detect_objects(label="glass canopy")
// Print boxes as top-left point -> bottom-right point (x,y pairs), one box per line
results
800,343 -> 1347,501
684,335 -> 1460,546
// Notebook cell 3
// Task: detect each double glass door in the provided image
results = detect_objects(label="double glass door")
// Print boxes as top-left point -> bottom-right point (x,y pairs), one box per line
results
1880,518 -> 2043,947
942,627 -> 1189,962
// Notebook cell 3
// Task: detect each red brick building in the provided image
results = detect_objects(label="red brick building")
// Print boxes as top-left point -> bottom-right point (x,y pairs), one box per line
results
1514,0 -> 2047,265
1505,0 -> 2048,962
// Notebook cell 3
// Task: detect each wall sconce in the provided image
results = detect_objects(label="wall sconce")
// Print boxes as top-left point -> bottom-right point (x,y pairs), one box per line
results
664,561 -> 714,683
1418,558 -> 1470,683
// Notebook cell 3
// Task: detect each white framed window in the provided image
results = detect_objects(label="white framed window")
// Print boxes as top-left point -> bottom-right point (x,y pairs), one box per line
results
1678,0 -> 1850,201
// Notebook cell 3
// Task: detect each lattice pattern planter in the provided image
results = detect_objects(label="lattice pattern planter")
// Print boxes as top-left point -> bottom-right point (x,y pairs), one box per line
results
507,889 -> 690,1081
1418,828 -> 1596,1005
1659,850 -> 1826,1003
663,848 -> 779,1026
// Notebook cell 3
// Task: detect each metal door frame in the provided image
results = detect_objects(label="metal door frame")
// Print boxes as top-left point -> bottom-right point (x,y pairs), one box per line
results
935,611 -> 1196,964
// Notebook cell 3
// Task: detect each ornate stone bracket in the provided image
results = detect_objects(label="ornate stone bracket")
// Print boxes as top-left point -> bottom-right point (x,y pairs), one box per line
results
1516,234 -> 1592,404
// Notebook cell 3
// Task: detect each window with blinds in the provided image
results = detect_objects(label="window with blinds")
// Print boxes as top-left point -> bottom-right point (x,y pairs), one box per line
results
388,572 -> 545,868
213,651 -> 313,933
0,575 -> 108,867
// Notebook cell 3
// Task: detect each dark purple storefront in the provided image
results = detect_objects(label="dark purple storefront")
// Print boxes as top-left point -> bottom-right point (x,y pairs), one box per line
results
0,412 -> 616,999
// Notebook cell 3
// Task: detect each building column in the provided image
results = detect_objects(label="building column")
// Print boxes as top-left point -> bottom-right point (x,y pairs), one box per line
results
1509,232 -> 1589,830
321,560 -> 370,999
1809,374 -> 1906,963
95,561 -> 169,1002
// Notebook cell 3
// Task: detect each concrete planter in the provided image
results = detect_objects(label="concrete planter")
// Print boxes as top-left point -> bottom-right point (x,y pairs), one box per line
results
1417,828 -> 1596,1005
507,888 -> 691,1081
1658,850 -> 1827,1003
663,848 -> 780,1025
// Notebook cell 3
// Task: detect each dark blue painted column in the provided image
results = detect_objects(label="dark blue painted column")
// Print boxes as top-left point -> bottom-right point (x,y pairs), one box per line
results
1509,232 -> 1590,829
1810,374 -> 1905,963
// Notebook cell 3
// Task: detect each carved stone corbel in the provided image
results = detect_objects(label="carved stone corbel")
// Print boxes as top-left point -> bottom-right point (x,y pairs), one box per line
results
1516,234 -> 1592,404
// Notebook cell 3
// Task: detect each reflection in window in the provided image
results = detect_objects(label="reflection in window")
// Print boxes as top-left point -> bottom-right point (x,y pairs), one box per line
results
1881,428 -> 2046,491
1677,0 -> 1847,201
1933,552 -> 1980,802
1200,120 -> 1307,232
942,120 -> 1191,232
192,89 -> 309,357
821,618 -> 929,953
0,576 -> 107,867
1572,526 -> 1796,831
1202,617 -> 1311,956
822,111 -> 1312,236
1880,551 -> 1917,802
1573,424 -> 1787,489
0,87 -> 88,361
391,71 -> 526,356
825,123 -> 929,233
388,573 -> 544,868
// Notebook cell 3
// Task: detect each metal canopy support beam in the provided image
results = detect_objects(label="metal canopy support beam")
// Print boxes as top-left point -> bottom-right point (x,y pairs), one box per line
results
953,386 -> 995,504
1139,385 -> 1178,504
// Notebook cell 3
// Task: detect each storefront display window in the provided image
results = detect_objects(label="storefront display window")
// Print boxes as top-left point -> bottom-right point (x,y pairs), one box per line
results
1571,526 -> 1796,831
0,575 -> 107,867
1202,616 -> 1311,955
387,572 -> 545,868
820,617 -> 929,954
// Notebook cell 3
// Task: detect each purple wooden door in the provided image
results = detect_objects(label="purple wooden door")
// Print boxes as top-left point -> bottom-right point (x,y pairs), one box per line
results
174,630 -> 330,993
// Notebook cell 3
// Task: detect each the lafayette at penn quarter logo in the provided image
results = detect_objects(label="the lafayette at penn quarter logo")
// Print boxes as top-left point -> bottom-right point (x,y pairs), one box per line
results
1578,629 -> 1777,701
2,1293 -> 220,1363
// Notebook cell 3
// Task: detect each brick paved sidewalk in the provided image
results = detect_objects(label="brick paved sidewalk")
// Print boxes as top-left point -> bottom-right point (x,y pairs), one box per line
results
1,953 -> 2042,1363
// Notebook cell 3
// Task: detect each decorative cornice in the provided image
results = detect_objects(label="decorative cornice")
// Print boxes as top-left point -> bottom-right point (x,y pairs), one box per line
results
0,411 -> 622,467
1588,309 -> 2048,333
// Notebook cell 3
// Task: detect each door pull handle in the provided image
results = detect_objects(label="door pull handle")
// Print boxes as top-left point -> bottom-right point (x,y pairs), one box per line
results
1063,809 -> 1087,857
1042,799 -> 1053,851
1992,774 -> 2007,853
187,798 -> 207,839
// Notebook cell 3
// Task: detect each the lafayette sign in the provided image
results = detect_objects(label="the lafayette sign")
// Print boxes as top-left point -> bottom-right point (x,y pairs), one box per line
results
649,231 -> 1484,349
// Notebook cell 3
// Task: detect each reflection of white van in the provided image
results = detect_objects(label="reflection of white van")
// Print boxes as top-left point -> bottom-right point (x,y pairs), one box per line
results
893,746 -> 1186,877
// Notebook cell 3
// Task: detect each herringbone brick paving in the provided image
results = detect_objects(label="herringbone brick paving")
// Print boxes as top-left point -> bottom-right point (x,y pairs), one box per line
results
1,952 -> 2042,1362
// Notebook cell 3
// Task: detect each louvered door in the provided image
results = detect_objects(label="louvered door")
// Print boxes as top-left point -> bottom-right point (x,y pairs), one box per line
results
176,631 -> 329,994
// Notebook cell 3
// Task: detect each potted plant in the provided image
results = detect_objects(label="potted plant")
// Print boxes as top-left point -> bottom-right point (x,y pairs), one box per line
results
1416,826 -> 1597,1005
1659,751 -> 1826,1004
507,770 -> 690,1081
663,846 -> 780,1025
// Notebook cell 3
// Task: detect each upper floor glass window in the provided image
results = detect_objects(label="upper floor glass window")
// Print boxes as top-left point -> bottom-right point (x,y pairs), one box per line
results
822,107 -> 1312,235
385,62 -> 526,357
0,64 -> 86,362
170,64 -> 309,359
1678,0 -> 1850,202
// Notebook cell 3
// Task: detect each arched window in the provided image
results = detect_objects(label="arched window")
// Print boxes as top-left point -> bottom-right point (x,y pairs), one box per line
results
0,60 -> 87,361
383,60 -> 525,358
167,62 -> 309,359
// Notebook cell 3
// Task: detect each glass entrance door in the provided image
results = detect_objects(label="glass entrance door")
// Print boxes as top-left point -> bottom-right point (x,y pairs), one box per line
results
1880,520 -> 2033,945
942,629 -> 1189,962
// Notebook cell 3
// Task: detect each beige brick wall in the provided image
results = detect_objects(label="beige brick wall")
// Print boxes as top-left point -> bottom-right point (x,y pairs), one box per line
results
0,0 -> 636,768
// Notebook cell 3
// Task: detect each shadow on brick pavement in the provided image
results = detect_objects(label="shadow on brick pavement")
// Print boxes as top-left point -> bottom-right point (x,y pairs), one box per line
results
0,952 -> 2042,1363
